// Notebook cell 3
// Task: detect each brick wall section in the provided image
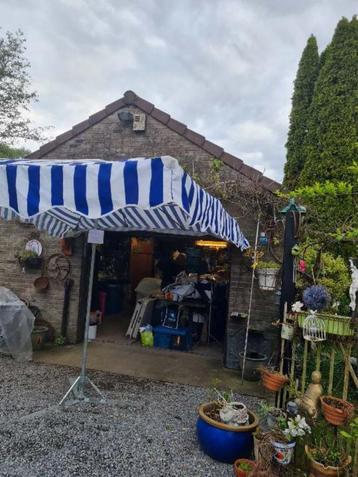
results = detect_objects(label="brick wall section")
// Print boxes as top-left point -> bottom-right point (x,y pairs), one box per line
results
1,104 -> 280,349
0,221 -> 84,343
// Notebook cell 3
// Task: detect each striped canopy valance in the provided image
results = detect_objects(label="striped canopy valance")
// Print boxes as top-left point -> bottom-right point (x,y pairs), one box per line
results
0,156 -> 249,249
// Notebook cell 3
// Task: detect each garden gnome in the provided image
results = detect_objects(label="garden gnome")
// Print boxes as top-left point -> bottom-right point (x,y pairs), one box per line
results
295,371 -> 322,418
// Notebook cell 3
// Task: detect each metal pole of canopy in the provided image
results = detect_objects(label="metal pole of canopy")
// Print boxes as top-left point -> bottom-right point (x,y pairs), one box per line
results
241,215 -> 260,385
59,239 -> 106,405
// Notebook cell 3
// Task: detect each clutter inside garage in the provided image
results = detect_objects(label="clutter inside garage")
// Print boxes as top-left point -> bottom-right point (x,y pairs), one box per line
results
90,232 -> 231,355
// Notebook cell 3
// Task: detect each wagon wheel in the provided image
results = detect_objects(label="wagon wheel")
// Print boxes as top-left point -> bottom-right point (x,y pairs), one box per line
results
46,254 -> 71,282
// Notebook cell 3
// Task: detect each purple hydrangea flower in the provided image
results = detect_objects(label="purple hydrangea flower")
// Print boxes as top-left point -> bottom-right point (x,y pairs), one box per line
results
303,285 -> 330,311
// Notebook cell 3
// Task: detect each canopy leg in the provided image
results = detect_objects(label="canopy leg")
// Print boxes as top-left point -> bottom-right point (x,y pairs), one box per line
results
59,242 -> 106,405
241,215 -> 260,384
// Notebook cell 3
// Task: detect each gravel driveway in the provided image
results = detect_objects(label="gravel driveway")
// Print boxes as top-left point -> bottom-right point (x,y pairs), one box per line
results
0,355 -> 259,477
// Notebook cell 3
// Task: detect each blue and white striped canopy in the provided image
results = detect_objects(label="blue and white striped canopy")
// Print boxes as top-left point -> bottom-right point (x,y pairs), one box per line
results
0,156 -> 249,249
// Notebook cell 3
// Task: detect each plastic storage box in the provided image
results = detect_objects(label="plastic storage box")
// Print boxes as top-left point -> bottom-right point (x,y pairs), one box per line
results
153,326 -> 192,351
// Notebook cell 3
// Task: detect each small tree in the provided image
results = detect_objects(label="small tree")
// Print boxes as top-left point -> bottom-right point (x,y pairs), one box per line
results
0,143 -> 30,158
283,35 -> 319,190
300,16 -> 358,185
0,29 -> 42,144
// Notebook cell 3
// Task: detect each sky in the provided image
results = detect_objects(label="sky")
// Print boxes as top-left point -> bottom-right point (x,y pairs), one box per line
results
0,0 -> 356,181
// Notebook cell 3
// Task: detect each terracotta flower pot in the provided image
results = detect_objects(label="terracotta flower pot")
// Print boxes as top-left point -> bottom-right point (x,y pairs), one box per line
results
233,458 -> 256,477
260,369 -> 289,392
305,446 -> 352,477
320,396 -> 354,426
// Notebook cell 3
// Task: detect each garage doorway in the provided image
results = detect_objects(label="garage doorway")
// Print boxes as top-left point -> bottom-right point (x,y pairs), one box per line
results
90,232 -> 231,360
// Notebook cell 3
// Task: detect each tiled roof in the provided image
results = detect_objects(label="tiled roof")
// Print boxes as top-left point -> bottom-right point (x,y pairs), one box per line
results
28,90 -> 280,192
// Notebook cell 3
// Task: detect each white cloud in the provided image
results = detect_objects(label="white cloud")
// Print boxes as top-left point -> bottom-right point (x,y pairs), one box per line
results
0,0 -> 356,181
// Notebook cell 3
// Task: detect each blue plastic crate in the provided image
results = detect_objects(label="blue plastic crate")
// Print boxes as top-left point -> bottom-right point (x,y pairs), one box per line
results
153,326 -> 192,351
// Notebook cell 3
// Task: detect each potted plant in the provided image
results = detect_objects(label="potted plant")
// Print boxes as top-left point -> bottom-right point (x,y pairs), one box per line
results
280,317 -> 296,341
305,446 -> 352,477
257,401 -> 286,429
196,390 -> 259,463
305,417 -> 352,477
320,395 -> 354,426
233,458 -> 256,477
270,414 -> 311,465
255,261 -> 280,291
260,366 -> 289,393
17,250 -> 43,270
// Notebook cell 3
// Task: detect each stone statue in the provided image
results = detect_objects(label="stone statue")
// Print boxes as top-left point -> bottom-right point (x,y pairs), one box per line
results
349,259 -> 358,312
295,371 -> 322,418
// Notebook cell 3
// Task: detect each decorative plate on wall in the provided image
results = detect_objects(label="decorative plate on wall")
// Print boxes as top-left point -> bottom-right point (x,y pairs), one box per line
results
25,239 -> 42,257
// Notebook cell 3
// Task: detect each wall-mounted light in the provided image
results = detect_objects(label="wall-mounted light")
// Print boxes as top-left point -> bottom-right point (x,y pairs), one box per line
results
195,240 -> 228,249
117,110 -> 133,123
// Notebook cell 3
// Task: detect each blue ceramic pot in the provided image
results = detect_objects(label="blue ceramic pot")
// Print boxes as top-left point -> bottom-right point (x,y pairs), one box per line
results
197,403 -> 258,464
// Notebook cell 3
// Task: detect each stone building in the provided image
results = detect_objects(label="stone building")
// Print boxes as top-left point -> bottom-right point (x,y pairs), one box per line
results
0,90 -> 281,367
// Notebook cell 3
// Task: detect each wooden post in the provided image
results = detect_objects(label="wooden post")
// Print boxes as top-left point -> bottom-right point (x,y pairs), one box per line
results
339,342 -> 358,389
315,343 -> 321,372
301,340 -> 309,393
289,339 -> 297,397
328,348 -> 335,395
342,344 -> 352,400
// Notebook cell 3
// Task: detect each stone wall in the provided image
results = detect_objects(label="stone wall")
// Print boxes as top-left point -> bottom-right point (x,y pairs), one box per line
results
0,103 -> 280,354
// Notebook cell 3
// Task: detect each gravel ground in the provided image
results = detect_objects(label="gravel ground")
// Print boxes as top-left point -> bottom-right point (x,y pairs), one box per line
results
0,355 -> 260,477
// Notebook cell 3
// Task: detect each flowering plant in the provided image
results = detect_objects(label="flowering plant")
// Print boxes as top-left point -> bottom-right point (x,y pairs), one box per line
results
291,301 -> 304,313
275,414 -> 311,442
283,415 -> 311,441
303,285 -> 330,312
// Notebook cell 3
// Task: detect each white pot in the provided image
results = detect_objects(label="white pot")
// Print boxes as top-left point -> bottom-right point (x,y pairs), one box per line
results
219,402 -> 248,426
272,440 -> 296,465
257,268 -> 279,291
281,323 -> 294,341
88,324 -> 97,341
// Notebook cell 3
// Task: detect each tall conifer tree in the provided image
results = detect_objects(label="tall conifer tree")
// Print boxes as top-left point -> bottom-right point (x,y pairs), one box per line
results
283,35 -> 319,189
300,16 -> 358,185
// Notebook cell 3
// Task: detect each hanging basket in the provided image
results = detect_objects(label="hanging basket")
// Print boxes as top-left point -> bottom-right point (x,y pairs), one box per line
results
320,396 -> 354,426
256,268 -> 280,291
260,369 -> 289,392
302,310 -> 326,342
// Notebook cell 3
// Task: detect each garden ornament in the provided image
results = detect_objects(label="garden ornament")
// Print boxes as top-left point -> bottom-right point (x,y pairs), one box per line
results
302,286 -> 329,342
219,402 -> 249,426
302,311 -> 326,342
349,258 -> 358,311
295,371 -> 322,418
291,301 -> 303,313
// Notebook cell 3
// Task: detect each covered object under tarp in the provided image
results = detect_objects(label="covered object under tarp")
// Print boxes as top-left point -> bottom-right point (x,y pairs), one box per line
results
0,287 -> 35,361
